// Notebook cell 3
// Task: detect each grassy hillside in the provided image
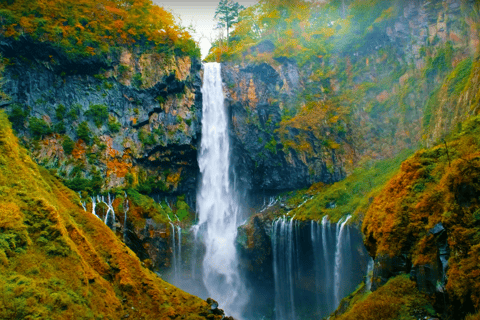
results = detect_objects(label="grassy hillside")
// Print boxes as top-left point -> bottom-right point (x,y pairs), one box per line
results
0,110 -> 218,319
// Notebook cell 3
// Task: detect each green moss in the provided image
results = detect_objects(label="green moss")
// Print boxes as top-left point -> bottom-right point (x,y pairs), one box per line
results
136,176 -> 167,195
67,103 -> 81,121
446,57 -> 473,95
422,87 -> 440,130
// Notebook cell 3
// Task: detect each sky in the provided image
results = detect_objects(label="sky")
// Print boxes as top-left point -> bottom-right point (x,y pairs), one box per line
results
154,0 -> 258,59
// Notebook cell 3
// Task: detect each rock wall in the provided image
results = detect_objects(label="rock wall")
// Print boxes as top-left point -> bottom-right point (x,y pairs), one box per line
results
0,39 -> 203,197
222,61 -> 345,196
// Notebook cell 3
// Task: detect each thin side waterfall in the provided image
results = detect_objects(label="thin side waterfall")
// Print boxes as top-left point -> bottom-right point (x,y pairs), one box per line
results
272,217 -> 296,320
321,215 -> 333,313
91,196 -> 99,219
334,215 -> 352,307
102,194 -> 116,230
123,194 -> 129,242
177,225 -> 182,279
196,62 -> 245,318
170,222 -> 176,278
366,258 -> 374,291
191,225 -> 199,279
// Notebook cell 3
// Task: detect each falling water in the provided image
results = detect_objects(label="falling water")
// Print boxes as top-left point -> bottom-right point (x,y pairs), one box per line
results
272,215 -> 364,319
90,196 -> 99,219
191,225 -> 199,279
272,217 -> 296,320
196,63 -> 245,318
321,215 -> 333,313
123,194 -> 129,242
170,223 -> 183,283
366,258 -> 374,291
334,215 -> 352,307
177,225 -> 182,279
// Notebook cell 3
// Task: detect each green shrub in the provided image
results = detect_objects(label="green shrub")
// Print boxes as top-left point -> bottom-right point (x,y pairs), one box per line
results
53,121 -> 66,134
85,104 -> 108,127
67,103 -> 81,121
63,171 -> 102,195
8,104 -> 28,130
29,117 -> 52,138
107,118 -> 121,133
76,121 -> 91,144
136,176 -> 168,195
55,104 -> 66,119
62,136 -> 75,155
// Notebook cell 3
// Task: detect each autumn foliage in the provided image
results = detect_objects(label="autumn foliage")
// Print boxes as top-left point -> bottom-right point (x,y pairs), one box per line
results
0,110 -> 214,319
0,0 -> 199,60
362,115 -> 480,312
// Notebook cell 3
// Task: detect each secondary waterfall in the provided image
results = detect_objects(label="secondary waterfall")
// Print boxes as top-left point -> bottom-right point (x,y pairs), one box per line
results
272,217 -> 297,320
196,63 -> 245,318
272,216 -> 366,319
170,223 -> 182,283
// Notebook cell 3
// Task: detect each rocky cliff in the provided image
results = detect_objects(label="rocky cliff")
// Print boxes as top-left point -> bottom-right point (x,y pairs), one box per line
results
222,60 -> 346,197
0,38 -> 203,198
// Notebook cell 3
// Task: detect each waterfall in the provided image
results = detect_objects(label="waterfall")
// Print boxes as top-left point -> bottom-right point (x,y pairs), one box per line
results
170,223 -> 179,283
334,215 -> 352,307
272,217 -> 296,320
90,196 -> 99,219
191,225 -> 199,279
321,215 -> 333,313
177,225 -> 182,280
101,194 -> 115,230
272,215 -> 363,319
366,258 -> 374,291
196,62 -> 245,318
123,194 -> 129,242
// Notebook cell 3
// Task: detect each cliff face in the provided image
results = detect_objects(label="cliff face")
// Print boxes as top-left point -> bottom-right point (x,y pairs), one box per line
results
0,40 -> 202,197
222,61 -> 345,195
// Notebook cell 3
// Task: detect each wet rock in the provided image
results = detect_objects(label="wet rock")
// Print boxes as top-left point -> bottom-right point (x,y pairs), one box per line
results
371,254 -> 411,291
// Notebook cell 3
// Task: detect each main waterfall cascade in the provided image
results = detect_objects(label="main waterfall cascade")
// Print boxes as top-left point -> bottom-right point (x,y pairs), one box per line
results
271,216 -> 368,319
196,62 -> 246,318
163,63 -> 369,319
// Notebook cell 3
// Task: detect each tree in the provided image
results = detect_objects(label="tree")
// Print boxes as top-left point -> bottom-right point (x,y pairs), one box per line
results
214,0 -> 245,45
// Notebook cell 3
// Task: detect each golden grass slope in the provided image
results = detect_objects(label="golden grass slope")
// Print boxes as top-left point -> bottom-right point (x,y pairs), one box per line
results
0,109 -> 216,319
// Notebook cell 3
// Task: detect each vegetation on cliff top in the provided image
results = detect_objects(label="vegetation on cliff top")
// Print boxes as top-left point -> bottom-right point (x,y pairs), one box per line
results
0,110 -> 216,319
0,0 -> 200,60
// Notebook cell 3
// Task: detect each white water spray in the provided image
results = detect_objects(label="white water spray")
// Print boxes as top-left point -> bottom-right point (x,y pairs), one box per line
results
196,63 -> 245,318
